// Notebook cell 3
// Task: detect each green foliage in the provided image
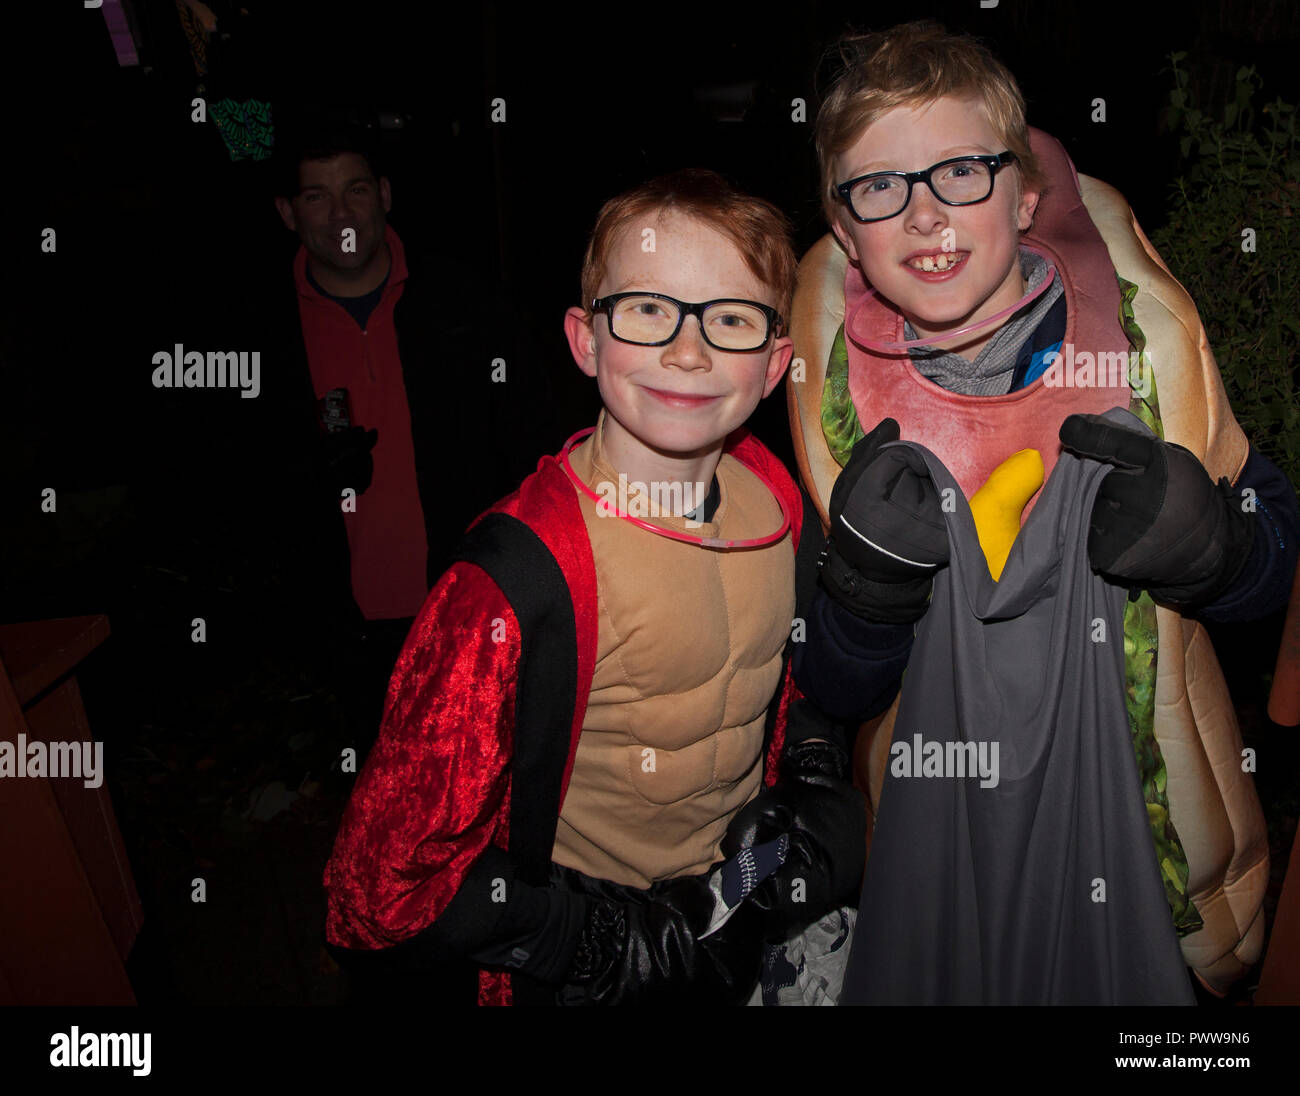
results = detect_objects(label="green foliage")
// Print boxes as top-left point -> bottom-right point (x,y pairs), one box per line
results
1149,53 -> 1300,485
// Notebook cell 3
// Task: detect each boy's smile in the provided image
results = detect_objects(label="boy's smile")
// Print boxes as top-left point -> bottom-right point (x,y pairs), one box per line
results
831,96 -> 1040,361
565,212 -> 793,492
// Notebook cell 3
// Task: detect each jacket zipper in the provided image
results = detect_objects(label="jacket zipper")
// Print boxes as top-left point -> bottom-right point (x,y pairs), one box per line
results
361,325 -> 374,382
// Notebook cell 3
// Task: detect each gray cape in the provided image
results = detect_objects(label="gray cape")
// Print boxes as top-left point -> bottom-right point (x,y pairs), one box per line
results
841,407 -> 1194,1005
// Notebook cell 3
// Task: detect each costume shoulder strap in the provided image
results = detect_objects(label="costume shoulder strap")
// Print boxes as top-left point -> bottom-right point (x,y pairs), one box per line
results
452,513 -> 578,887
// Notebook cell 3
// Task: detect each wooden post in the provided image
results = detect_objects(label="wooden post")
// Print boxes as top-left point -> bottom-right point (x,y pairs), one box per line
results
1267,562 -> 1300,727
0,617 -> 141,1004
1254,827 -> 1300,1004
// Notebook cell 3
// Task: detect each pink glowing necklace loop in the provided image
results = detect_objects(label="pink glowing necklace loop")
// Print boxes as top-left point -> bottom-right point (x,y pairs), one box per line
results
559,428 -> 793,550
852,248 -> 1058,353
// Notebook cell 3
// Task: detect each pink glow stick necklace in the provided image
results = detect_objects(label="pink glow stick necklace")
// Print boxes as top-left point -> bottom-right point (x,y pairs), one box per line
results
851,249 -> 1058,353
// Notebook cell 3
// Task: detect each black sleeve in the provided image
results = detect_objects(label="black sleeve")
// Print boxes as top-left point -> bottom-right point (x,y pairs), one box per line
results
793,583 -> 916,723
789,486 -> 916,723
779,491 -> 863,755
1197,444 -> 1299,622
325,846 -> 589,986
217,279 -> 358,636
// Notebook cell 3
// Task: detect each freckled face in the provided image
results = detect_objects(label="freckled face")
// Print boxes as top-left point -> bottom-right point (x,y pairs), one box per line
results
568,212 -> 791,462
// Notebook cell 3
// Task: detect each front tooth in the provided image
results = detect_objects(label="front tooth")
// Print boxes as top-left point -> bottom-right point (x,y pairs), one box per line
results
935,254 -> 950,270
921,256 -> 935,271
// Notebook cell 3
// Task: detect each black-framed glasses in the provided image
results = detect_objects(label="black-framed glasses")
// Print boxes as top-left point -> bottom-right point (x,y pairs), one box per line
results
835,151 -> 1019,223
591,293 -> 782,352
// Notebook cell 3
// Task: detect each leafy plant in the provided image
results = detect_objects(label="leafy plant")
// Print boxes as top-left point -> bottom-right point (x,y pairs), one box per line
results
1149,52 -> 1300,486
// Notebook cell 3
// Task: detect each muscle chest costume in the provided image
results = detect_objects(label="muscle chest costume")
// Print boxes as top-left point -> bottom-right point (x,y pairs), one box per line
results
323,419 -> 812,1005
556,415 -> 796,888
787,126 -> 1269,994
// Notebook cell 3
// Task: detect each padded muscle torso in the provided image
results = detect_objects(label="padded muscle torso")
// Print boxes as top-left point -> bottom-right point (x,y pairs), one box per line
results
551,414 -> 795,888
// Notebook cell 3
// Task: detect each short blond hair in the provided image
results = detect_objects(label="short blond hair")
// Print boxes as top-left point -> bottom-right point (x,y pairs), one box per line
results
815,20 -> 1047,227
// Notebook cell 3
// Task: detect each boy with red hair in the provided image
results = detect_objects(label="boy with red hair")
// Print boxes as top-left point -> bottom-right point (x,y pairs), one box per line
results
324,169 -> 865,1005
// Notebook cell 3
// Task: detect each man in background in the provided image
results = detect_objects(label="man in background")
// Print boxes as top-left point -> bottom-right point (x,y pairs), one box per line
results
270,124 -> 460,757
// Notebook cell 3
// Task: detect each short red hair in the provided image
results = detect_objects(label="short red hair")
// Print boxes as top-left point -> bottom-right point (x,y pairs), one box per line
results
579,169 -> 797,323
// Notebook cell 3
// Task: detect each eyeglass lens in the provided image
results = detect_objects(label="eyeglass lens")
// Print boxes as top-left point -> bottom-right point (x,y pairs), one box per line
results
608,296 -> 770,350
849,160 -> 993,220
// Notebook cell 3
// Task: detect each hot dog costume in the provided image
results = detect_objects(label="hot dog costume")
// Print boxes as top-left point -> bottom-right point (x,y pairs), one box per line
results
787,127 -> 1295,998
322,414 -> 819,1005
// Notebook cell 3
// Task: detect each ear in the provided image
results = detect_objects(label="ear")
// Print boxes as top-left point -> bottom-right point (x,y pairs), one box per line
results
274,196 -> 297,232
761,335 -> 795,398
379,176 -> 393,215
1016,180 -> 1041,233
830,217 -> 861,264
564,307 -> 598,377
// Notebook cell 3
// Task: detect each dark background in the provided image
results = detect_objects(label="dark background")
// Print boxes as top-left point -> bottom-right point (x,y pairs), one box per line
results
3,0 -> 1298,1005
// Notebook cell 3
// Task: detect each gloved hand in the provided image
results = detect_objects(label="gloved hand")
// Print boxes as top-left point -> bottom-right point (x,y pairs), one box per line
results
821,418 -> 948,623
1059,414 -> 1254,611
720,727 -> 867,936
320,425 -> 379,497
558,864 -> 764,1005
331,845 -> 761,1005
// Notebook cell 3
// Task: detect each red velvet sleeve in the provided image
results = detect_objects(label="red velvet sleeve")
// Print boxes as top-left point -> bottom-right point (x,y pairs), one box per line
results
765,664 -> 803,787
323,561 -> 521,949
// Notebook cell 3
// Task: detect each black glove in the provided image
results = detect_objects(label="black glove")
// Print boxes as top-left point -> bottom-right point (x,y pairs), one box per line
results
1059,414 -> 1254,611
821,418 -> 948,623
331,847 -> 761,1004
320,425 -> 379,497
557,863 -> 764,1006
720,726 -> 867,936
